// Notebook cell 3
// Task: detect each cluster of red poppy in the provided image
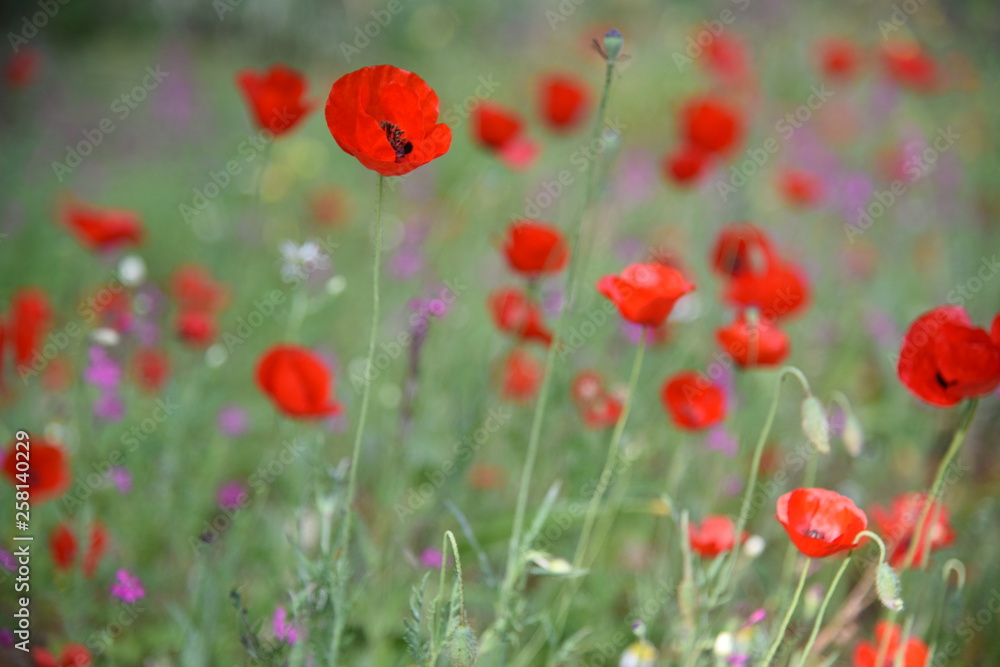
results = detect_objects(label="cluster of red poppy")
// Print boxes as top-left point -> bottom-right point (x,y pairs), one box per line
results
0,287 -> 51,388
570,370 -> 622,430
50,520 -> 110,577
710,222 -> 810,368
471,73 -> 591,170
58,198 -> 144,252
852,621 -> 928,667
688,514 -> 747,559
487,221 -> 569,401
663,95 -> 743,186
170,264 -> 229,348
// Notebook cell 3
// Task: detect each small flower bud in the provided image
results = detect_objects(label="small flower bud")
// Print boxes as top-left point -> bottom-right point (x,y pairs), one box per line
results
603,29 -> 624,61
875,562 -> 904,611
801,396 -> 830,454
447,625 -> 478,667
842,413 -> 864,457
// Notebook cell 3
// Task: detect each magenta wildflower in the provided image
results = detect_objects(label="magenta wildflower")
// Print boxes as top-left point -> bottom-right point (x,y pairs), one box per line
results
110,569 -> 146,603
272,606 -> 300,644
419,548 -> 444,569
217,481 -> 248,511
217,404 -> 250,437
109,466 -> 132,494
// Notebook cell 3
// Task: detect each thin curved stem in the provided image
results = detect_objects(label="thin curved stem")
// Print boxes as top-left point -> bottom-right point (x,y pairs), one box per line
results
762,559 -> 810,666
797,553 -> 853,666
329,173 -> 385,665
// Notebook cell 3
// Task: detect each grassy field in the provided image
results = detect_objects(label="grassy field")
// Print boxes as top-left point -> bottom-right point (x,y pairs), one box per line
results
2,0 -> 1000,665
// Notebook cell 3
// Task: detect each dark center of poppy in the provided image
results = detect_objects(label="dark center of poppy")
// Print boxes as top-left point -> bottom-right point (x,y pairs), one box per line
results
379,121 -> 413,162
934,371 -> 955,390
805,528 -> 826,540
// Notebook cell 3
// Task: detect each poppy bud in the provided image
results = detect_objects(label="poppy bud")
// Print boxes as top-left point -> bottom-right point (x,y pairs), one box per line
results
875,562 -> 904,611
603,29 -> 624,61
447,625 -> 478,667
800,396 -> 830,454
842,412 -> 864,457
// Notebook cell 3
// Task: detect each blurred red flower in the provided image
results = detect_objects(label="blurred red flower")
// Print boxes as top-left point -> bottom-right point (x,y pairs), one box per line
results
175,310 -> 217,348
256,344 -> 342,419
171,264 -> 228,314
538,73 -> 590,132
8,287 -> 52,366
326,64 -> 451,176
2,438 -> 70,504
471,101 -> 538,171
897,306 -> 1000,407
703,33 -> 752,83
488,288 -> 553,346
502,220 -> 569,276
716,313 -> 790,368
597,263 -> 694,328
681,96 -> 742,154
663,144 -> 710,186
776,487 -> 867,558
499,348 -> 542,403
710,223 -> 775,278
853,621 -> 928,667
777,168 -> 824,208
132,347 -> 171,393
570,370 -> 622,430
236,64 -> 315,135
819,37 -> 862,80
58,198 -> 144,251
5,48 -> 40,88
689,515 -> 745,558
661,371 -> 726,431
871,493 -> 955,569
723,260 -> 811,320
882,41 -> 937,92
49,521 -> 109,577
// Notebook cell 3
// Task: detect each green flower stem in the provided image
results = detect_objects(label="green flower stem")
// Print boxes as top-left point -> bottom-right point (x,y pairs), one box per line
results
712,366 -> 812,606
901,398 -> 978,570
489,52 -> 617,654
762,559 -> 811,666
553,329 -> 647,632
796,553 -> 853,666
329,173 -> 385,665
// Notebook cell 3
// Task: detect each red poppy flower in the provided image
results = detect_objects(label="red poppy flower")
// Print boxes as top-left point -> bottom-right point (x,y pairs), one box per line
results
853,622 -> 929,667
597,263 -> 695,328
716,313 -> 790,368
871,493 -> 955,569
32,648 -> 59,667
59,199 -> 144,251
776,488 -> 867,558
498,348 -> 542,403
689,515 -> 746,558
723,260 -> 811,320
326,64 -> 451,177
777,169 -> 824,208
49,521 -> 108,577
897,306 -> 1000,407
133,347 -> 170,393
680,97 -> 742,155
236,64 -> 315,135
175,310 -> 217,348
467,463 -> 507,491
502,221 -> 569,276
571,370 -> 606,404
2,438 -> 70,504
50,523 -> 77,571
710,223 -> 775,278
471,102 -> 538,171
309,186 -> 350,227
9,287 -> 51,366
487,288 -> 554,346
882,41 -> 937,92
661,371 -> 726,431
86,287 -> 131,331
579,395 -> 623,430
5,48 -> 40,88
58,644 -> 93,667
819,37 -> 861,80
538,73 -> 590,132
256,344 -> 342,419
171,264 -> 228,314
663,144 -> 710,185
703,33 -> 752,83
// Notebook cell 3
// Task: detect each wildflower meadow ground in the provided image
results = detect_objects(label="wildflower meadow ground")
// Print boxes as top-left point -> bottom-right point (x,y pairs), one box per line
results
2,1 -> 1000,666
